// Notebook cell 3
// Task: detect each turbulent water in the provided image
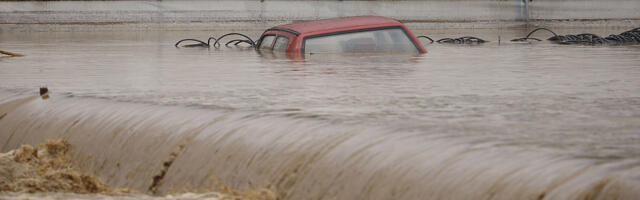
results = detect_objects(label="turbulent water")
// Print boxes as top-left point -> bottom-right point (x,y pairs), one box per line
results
0,139 -> 274,199
1,28 -> 640,199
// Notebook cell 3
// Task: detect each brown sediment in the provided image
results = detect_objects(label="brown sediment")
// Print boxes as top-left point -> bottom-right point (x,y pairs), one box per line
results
163,180 -> 278,200
148,143 -> 186,194
0,139 -> 277,200
213,181 -> 277,200
0,139 -> 113,194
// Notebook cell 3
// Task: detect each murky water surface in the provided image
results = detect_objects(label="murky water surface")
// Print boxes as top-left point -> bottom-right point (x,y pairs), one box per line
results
1,28 -> 640,199
2,29 -> 639,156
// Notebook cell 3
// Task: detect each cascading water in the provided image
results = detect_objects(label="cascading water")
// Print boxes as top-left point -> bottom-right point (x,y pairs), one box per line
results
1,90 -> 638,200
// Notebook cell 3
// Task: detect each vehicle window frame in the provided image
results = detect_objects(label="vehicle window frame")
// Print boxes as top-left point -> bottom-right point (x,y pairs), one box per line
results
301,26 -> 424,54
272,35 -> 291,52
258,34 -> 277,50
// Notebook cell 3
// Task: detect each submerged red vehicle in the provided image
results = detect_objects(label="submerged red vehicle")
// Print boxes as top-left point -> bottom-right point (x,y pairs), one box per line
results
257,16 -> 427,57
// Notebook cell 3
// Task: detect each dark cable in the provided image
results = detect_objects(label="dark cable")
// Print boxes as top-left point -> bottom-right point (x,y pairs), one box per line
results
511,27 -> 558,42
174,39 -> 211,47
416,36 -> 434,44
225,39 -> 254,47
213,33 -> 256,48
175,33 -> 257,48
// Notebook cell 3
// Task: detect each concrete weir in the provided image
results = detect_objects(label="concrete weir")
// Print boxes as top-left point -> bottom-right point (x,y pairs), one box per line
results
1,0 -> 639,31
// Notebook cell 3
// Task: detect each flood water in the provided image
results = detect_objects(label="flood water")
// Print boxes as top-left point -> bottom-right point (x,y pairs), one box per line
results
1,28 -> 640,199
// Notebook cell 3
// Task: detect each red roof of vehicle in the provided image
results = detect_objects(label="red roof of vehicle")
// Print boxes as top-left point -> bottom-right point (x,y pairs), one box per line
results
273,16 -> 405,36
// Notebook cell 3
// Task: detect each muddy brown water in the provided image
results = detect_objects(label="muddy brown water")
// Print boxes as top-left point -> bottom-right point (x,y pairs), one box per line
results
1,28 -> 640,199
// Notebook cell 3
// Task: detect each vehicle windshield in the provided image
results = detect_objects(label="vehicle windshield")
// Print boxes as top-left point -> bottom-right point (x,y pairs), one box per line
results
304,28 -> 419,54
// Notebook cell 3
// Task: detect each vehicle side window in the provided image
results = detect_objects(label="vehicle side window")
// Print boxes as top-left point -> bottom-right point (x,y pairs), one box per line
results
273,36 -> 290,52
259,35 -> 275,50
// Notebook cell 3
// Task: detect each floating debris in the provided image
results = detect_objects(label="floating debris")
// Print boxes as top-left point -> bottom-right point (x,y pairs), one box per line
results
416,35 -> 488,44
436,36 -> 488,44
39,87 -> 49,99
0,50 -> 24,57
512,27 -> 640,44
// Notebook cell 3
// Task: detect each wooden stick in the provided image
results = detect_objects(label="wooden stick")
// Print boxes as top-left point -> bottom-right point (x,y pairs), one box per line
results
0,50 -> 24,57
